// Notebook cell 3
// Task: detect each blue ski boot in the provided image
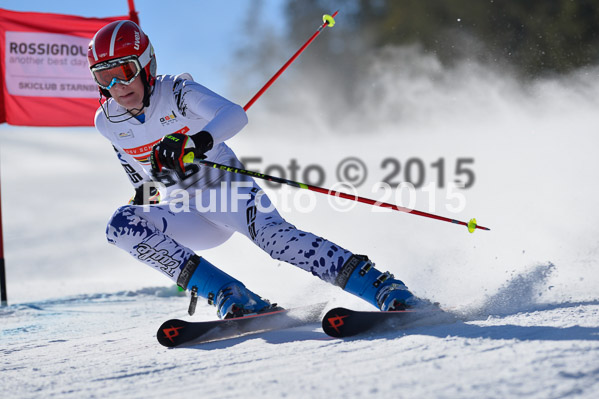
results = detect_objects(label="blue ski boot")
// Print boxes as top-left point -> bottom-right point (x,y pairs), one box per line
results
335,254 -> 419,311
177,255 -> 278,319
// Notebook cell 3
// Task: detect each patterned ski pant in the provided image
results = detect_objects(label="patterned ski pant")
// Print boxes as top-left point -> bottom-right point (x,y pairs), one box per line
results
106,167 -> 353,286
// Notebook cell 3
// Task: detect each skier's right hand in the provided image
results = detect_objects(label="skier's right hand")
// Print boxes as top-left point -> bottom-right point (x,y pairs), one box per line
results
150,133 -> 194,179
150,131 -> 214,180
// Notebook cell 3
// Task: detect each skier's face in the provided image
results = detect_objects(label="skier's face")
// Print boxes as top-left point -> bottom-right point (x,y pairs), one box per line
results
108,76 -> 145,112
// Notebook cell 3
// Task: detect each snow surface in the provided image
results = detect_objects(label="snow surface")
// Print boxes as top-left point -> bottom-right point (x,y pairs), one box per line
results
2,47 -> 599,398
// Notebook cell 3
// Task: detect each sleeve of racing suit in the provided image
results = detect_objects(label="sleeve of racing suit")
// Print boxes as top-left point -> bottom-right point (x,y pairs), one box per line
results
172,75 -> 248,145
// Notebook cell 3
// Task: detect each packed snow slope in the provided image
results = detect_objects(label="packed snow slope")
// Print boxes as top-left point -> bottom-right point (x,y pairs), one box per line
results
2,47 -> 599,398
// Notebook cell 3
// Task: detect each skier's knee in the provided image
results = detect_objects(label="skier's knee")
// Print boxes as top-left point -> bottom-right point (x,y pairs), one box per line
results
252,220 -> 295,250
105,205 -> 138,245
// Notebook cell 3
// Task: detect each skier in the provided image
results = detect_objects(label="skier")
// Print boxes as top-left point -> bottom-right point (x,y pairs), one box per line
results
88,20 -> 420,319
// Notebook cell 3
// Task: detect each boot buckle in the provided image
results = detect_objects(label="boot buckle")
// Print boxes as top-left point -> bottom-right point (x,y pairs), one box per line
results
358,260 -> 374,276
373,271 -> 393,288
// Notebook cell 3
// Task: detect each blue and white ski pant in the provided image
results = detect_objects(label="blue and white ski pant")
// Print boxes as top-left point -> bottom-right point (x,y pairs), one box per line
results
106,162 -> 353,287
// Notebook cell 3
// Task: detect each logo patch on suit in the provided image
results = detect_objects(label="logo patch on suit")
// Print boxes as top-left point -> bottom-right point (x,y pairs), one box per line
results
117,130 -> 134,139
160,111 -> 177,125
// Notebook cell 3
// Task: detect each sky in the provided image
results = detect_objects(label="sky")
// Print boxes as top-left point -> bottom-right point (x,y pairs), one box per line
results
2,0 -> 288,97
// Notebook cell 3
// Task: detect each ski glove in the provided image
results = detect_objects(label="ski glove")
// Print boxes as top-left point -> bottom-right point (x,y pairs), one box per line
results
129,182 -> 161,205
150,131 -> 214,179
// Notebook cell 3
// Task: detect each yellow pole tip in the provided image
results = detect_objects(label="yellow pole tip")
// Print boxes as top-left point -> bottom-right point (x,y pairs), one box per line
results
323,14 -> 336,27
467,218 -> 477,234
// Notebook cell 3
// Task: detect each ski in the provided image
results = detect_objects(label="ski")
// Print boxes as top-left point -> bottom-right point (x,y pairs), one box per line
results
157,303 -> 326,347
322,306 -> 451,338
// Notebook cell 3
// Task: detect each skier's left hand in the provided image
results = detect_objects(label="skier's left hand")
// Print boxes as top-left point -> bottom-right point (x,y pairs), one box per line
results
150,131 -> 213,179
129,182 -> 161,205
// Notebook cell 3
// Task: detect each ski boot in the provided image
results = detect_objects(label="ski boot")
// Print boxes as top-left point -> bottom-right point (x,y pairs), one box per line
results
177,255 -> 279,319
335,254 -> 419,311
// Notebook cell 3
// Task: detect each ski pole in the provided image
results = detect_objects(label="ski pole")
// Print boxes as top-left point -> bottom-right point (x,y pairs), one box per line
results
181,10 -> 489,233
243,11 -> 338,111
182,156 -> 489,233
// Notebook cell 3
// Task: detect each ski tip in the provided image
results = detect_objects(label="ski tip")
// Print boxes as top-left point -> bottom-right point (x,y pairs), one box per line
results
156,319 -> 189,348
322,307 -> 353,338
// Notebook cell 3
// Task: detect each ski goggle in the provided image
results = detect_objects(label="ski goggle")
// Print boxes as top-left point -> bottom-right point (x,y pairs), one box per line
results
91,56 -> 142,90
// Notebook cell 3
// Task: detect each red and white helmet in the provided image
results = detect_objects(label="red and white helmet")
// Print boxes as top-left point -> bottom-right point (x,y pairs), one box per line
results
88,20 -> 157,99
